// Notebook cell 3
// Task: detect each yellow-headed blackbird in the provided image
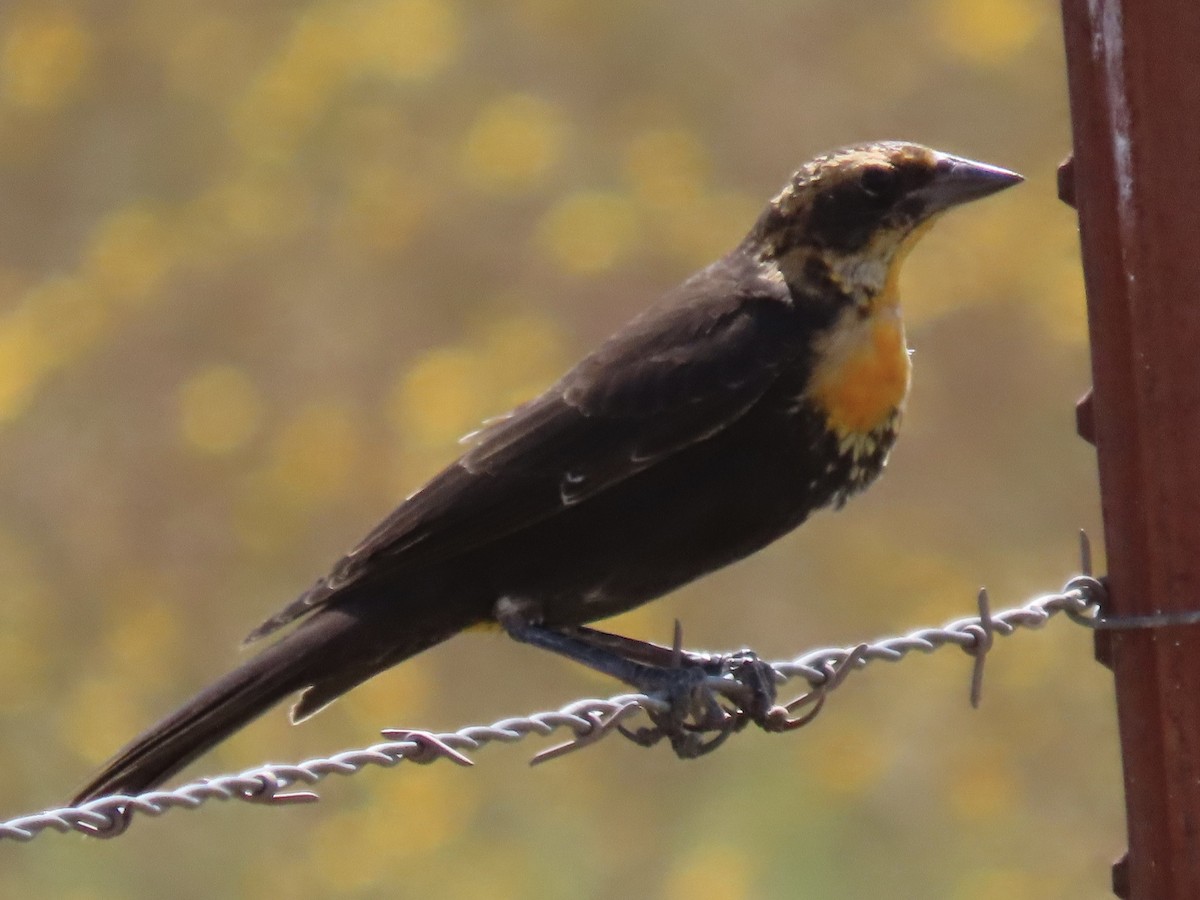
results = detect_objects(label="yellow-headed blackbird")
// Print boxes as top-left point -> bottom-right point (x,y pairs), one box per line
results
72,141 -> 1020,804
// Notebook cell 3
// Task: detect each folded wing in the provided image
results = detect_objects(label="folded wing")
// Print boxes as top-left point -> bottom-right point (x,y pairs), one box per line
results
247,261 -> 800,641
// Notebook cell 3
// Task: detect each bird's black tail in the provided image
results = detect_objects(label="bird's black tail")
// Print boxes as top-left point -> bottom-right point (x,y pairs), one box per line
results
70,603 -> 459,806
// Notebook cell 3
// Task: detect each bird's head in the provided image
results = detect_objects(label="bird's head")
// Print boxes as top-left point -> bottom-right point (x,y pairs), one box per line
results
749,141 -> 1022,307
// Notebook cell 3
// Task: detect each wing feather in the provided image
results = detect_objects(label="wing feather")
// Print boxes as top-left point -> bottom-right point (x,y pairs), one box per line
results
247,258 -> 800,641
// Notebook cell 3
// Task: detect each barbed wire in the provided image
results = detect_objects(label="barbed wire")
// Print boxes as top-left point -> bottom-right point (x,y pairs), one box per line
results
0,573 -> 1105,844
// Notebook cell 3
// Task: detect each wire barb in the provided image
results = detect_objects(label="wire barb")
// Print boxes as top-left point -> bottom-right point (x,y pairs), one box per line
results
964,588 -> 995,709
0,575 -> 1101,844
378,730 -> 477,767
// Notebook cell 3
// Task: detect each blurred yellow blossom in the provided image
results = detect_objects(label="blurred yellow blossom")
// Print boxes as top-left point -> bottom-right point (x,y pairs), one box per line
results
268,402 -> 362,506
437,847 -> 539,900
947,745 -> 1020,821
655,190 -> 760,267
461,94 -> 568,193
218,169 -> 314,242
103,590 -> 184,683
181,169 -> 313,264
0,312 -> 51,421
232,401 -> 363,550
662,843 -> 754,900
624,127 -> 709,207
341,656 -> 434,726
476,313 -> 568,405
390,346 -> 489,448
349,0 -> 462,82
926,0 -> 1044,66
810,721 -> 892,794
0,8 -> 94,110
239,866 -> 313,900
325,101 -> 410,168
178,364 -> 265,456
0,531 -> 51,712
59,675 -> 146,765
952,868 -> 1049,900
18,277 -> 109,366
306,810 -> 399,894
233,472 -> 304,555
537,190 -> 639,275
335,164 -> 429,254
306,765 -> 473,890
1036,254 -> 1089,343
84,206 -> 178,305
165,13 -> 256,103
0,628 -> 43,713
228,11 -> 353,160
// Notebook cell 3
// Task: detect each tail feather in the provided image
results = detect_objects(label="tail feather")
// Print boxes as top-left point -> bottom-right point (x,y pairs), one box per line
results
70,604 -> 456,806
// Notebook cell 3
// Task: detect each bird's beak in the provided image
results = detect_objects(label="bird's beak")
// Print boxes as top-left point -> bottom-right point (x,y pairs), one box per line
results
917,153 -> 1024,213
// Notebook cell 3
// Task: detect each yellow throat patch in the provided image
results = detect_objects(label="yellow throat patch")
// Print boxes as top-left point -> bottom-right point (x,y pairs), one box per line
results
808,309 -> 909,438
804,219 -> 935,439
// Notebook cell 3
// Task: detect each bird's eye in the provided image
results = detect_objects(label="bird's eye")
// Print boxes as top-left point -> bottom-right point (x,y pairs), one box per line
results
859,166 -> 898,201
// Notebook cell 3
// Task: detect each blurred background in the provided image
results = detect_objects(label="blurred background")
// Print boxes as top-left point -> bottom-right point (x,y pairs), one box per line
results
0,0 -> 1116,897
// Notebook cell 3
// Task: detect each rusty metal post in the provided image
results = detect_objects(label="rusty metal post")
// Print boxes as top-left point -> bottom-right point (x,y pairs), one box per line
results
1059,0 -> 1200,896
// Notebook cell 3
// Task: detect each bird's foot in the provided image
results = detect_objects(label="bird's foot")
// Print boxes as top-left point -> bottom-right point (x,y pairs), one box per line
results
618,649 -> 793,758
499,615 -> 833,759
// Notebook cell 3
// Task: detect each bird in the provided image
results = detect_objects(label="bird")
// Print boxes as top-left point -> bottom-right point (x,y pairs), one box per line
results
71,141 -> 1021,805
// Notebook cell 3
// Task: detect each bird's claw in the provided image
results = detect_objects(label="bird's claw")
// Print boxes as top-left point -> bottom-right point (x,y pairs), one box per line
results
620,649 -> 794,759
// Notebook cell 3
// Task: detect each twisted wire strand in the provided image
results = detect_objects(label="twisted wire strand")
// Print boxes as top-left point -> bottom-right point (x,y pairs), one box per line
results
0,579 -> 1100,843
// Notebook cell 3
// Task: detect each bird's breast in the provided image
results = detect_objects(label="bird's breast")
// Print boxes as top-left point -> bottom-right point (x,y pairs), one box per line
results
804,305 -> 911,440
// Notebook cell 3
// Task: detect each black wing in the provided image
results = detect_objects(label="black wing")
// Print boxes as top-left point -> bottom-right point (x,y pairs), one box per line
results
246,258 -> 800,641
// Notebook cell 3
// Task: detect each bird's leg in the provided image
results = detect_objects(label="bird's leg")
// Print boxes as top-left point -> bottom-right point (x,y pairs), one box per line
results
502,618 -> 725,757
502,620 -> 677,688
557,623 -> 718,669
560,623 -> 779,722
